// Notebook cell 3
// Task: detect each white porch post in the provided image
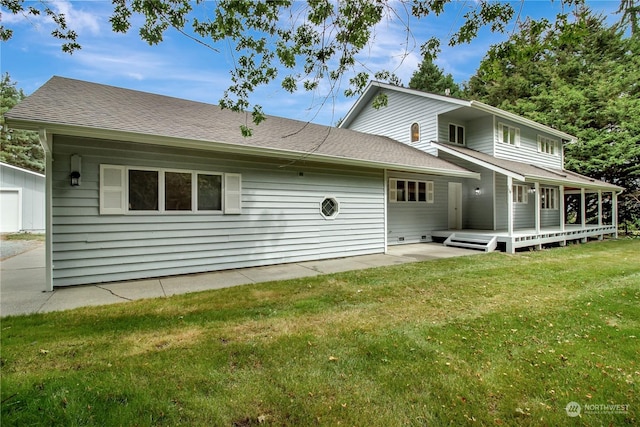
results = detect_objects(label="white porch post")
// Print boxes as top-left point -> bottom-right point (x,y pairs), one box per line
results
39,129 -> 54,292
534,182 -> 540,234
507,176 -> 513,236
597,190 -> 602,227
559,185 -> 565,232
580,187 -> 587,243
613,191 -> 619,238
559,185 -> 566,246
506,176 -> 514,253
383,169 -> 388,254
580,188 -> 586,229
597,190 -> 603,240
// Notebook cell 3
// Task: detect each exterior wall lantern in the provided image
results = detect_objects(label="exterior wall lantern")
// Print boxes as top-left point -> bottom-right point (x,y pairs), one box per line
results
70,154 -> 82,186
474,187 -> 481,196
529,186 -> 536,194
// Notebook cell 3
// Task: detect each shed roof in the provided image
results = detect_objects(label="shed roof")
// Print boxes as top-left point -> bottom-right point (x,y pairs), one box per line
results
5,77 -> 478,178
432,142 -> 623,191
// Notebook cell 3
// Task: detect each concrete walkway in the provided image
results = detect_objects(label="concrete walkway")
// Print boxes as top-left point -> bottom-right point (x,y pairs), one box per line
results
0,243 -> 479,317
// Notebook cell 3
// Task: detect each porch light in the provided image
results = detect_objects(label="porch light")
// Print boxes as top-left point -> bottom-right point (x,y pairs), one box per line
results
474,187 -> 481,196
70,154 -> 82,187
530,187 -> 536,194
70,171 -> 81,186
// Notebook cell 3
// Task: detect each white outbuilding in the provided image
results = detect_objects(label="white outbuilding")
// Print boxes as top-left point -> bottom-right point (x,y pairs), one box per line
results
0,162 -> 45,233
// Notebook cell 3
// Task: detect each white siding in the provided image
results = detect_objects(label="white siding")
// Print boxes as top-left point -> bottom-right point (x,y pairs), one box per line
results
493,118 -> 564,169
513,180 -> 535,229
438,153 -> 493,230
465,116 -> 494,155
495,175 -> 508,230
0,163 -> 45,232
345,89 -> 460,156
387,173 -> 455,244
51,136 -> 385,286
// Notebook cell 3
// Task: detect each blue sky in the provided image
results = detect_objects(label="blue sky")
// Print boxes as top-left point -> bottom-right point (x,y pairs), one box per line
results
1,1 -> 621,126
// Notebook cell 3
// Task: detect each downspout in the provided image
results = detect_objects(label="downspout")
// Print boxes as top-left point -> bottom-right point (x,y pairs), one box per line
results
38,129 -> 54,292
383,169 -> 388,254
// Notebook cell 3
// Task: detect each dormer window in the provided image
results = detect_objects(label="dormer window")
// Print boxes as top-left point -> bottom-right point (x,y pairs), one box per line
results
448,123 -> 464,145
411,123 -> 420,143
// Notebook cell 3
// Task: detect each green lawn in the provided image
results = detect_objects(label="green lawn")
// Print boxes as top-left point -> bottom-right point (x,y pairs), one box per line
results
1,239 -> 638,426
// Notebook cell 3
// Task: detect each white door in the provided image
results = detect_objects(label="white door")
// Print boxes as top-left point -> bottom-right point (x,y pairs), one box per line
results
448,182 -> 462,230
0,189 -> 21,232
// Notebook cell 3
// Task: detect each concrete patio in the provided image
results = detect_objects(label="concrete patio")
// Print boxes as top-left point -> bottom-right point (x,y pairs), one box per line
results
1,242 -> 479,317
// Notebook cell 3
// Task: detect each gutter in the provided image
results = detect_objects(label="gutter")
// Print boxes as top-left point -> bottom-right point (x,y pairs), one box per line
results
469,101 -> 576,141
431,141 -> 522,181
5,119 -> 480,180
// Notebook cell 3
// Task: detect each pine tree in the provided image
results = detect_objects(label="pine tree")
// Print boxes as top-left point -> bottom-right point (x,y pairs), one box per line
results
465,7 -> 640,230
0,73 -> 43,173
408,56 -> 463,97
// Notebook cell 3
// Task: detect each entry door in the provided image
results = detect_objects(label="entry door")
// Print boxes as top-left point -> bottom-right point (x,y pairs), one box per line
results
0,189 -> 21,232
448,182 -> 462,230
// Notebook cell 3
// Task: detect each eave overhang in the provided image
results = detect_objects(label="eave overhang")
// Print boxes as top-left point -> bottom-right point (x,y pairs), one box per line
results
6,118 -> 480,180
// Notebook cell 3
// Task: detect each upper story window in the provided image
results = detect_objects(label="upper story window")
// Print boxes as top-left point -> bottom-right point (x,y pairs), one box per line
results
538,135 -> 559,156
448,123 -> 465,145
498,123 -> 520,147
411,123 -> 420,143
100,165 -> 241,215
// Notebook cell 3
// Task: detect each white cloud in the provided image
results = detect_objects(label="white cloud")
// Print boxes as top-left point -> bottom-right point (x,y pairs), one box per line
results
1,0 -> 102,34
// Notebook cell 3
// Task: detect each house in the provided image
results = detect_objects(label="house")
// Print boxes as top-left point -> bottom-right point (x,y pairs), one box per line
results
339,81 -> 623,252
5,77 -> 622,290
0,162 -> 45,233
4,76 -> 480,289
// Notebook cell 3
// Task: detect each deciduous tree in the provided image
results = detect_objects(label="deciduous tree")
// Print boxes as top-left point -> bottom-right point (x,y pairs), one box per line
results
2,0 -> 572,133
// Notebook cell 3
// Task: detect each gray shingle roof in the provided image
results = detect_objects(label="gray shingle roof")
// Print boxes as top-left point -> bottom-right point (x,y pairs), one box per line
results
5,76 -> 476,177
433,142 -> 623,190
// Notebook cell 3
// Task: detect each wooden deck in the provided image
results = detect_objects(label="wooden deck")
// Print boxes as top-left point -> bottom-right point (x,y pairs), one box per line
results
432,224 -> 617,253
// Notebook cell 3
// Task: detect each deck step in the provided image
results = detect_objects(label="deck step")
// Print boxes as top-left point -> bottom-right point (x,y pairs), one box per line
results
443,233 -> 498,252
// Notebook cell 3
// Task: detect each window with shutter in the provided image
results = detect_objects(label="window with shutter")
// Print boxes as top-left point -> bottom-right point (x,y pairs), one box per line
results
100,165 -> 126,215
224,173 -> 242,214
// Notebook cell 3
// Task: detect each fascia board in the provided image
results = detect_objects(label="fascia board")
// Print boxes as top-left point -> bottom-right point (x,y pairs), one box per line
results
432,142 -> 524,181
523,174 -> 624,191
0,161 -> 45,178
469,101 -> 576,141
16,121 -> 480,179
338,81 -> 471,129
338,81 -> 379,129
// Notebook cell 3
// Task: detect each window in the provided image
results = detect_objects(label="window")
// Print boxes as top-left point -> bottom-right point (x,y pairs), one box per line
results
411,123 -> 420,143
129,169 -> 159,211
498,123 -> 520,146
320,197 -> 339,219
540,187 -> 558,210
512,184 -> 528,204
448,123 -> 464,145
389,179 -> 434,203
538,135 -> 558,155
197,174 -> 222,211
99,165 -> 240,215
